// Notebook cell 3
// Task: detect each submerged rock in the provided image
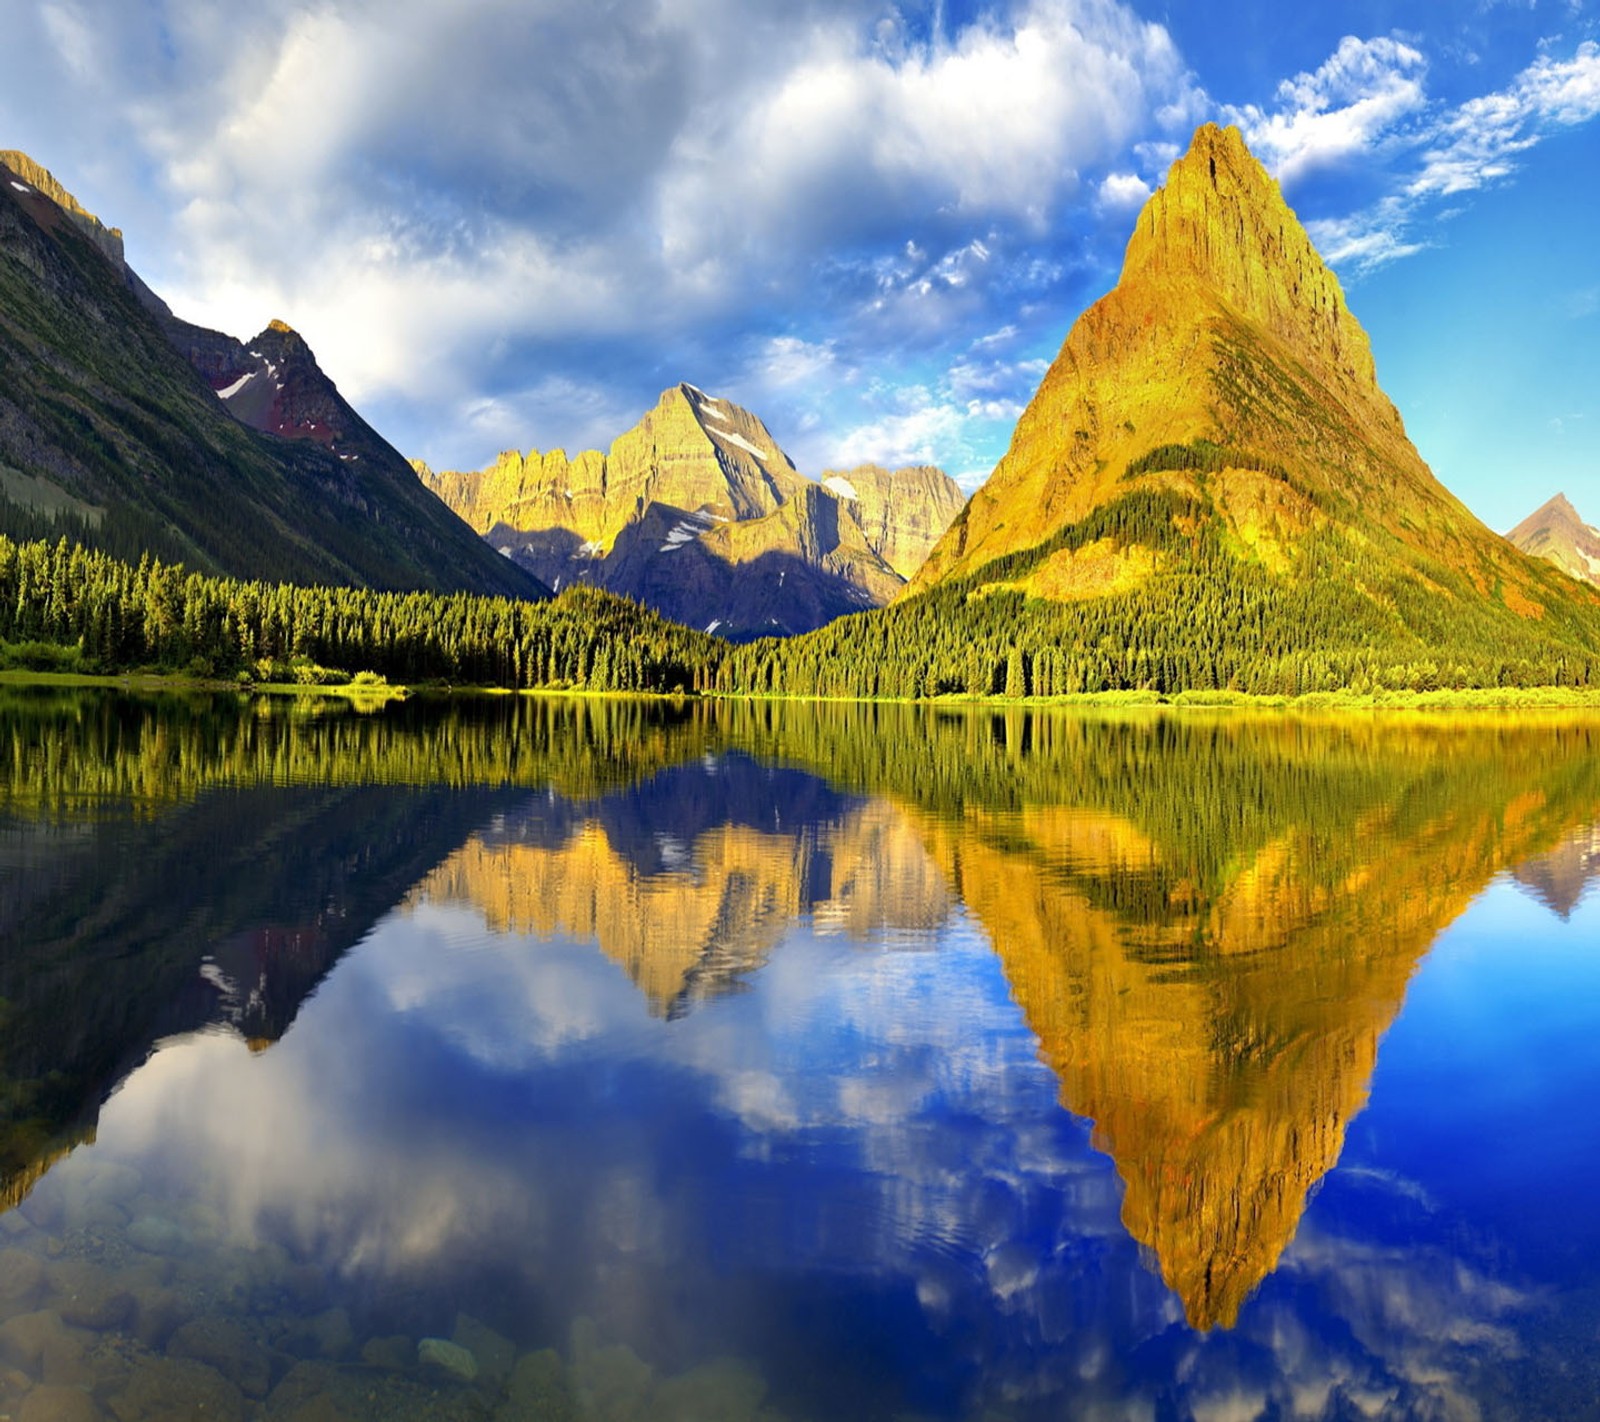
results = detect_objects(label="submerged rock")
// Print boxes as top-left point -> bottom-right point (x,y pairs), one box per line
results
106,1354 -> 244,1422
358,1333 -> 413,1372
418,1336 -> 477,1383
451,1312 -> 515,1389
569,1318 -> 652,1422
18,1383 -> 107,1422
0,1309 -> 94,1386
124,1218 -> 188,1258
655,1358 -> 768,1422
46,1261 -> 135,1331
167,1316 -> 274,1398
277,1306 -> 354,1361
499,1348 -> 578,1422
0,1248 -> 47,1311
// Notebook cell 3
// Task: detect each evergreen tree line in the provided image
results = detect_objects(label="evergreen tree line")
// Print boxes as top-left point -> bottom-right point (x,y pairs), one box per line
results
0,534 -> 717,693
716,489 -> 1600,699
7,478 -> 1600,702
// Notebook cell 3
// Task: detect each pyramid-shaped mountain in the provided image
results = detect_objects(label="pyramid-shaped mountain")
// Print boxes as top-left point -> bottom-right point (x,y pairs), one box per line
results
421,385 -> 964,638
825,123 -> 1600,697
1508,493 -> 1600,588
0,152 -> 537,596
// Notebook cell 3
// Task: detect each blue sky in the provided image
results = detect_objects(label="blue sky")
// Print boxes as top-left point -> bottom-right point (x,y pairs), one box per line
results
1,0 -> 1596,531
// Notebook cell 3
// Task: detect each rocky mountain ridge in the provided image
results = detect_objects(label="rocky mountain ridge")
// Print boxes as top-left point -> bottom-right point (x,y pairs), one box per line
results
0,150 -> 538,597
421,385 -> 965,637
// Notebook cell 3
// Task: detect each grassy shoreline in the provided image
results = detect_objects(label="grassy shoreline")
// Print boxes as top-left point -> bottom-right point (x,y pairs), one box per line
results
7,666 -> 1600,712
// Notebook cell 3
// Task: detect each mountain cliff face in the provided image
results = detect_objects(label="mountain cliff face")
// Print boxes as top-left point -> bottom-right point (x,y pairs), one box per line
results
420,387 -> 964,637
1508,493 -> 1600,587
819,463 -> 967,579
0,151 -> 538,597
885,123 -> 1600,687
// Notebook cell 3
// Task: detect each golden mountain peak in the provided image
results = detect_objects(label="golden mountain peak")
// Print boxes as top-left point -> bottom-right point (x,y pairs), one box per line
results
1120,123 -> 1376,392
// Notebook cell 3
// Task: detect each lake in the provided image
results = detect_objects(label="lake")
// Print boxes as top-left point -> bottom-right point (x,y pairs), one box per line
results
2,688 -> 1598,1421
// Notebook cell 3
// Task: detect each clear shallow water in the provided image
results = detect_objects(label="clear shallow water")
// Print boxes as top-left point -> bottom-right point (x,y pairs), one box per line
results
2,690 -> 1599,1420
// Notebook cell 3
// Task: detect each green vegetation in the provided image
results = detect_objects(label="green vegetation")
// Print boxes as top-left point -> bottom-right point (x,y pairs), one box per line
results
1122,439 -> 1286,482
715,489 -> 1600,700
0,534 -> 717,694
9,475 -> 1600,708
0,195 -> 531,596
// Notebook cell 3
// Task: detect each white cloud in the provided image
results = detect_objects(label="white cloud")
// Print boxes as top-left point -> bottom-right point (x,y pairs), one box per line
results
758,336 -> 839,388
39,1 -> 95,79
3,0 -> 1194,475
829,388 -> 970,470
1410,39 -> 1600,195
1098,171 -> 1153,209
1230,36 -> 1429,186
1232,35 -> 1600,276
1305,204 -> 1429,275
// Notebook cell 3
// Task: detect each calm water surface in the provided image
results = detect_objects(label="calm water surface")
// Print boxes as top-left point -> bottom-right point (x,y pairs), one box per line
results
2,689 -> 1598,1421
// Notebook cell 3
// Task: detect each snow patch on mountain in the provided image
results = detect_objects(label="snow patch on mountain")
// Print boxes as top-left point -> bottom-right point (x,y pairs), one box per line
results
711,428 -> 771,461
822,476 -> 858,500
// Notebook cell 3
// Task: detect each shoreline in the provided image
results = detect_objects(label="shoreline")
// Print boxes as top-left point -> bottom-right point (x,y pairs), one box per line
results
7,667 -> 1600,712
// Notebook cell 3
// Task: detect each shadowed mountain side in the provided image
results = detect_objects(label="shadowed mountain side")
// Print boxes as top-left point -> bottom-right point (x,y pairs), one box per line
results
406,757 -> 952,1017
0,154 -> 537,596
0,780 -> 526,1213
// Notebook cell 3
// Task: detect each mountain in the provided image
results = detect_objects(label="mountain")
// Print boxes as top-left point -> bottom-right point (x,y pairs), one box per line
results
419,384 -> 964,637
0,151 -> 538,597
1508,493 -> 1600,588
714,123 -> 1600,698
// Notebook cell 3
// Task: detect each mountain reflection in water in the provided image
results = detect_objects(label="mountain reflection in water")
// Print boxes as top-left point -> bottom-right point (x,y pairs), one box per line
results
2,688 -> 1599,1420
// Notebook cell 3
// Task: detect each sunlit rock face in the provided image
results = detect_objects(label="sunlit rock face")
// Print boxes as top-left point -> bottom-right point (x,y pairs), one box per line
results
817,464 -> 968,580
908,124 -> 1585,626
419,387 -> 963,637
0,150 -> 124,265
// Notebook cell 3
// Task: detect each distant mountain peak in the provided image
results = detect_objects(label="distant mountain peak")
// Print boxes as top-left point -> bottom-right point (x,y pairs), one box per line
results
1508,491 -> 1600,587
420,389 -> 963,636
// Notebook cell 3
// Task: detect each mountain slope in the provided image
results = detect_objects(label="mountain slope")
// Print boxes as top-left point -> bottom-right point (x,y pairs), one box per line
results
0,152 -> 538,597
717,124 -> 1600,698
421,385 -> 962,637
1508,493 -> 1600,587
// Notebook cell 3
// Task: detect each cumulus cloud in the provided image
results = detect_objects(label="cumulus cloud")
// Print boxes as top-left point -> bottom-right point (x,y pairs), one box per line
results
1098,171 -> 1154,209
8,3 -> 1598,486
1231,35 -> 1430,185
0,0 -> 1201,477
1232,34 -> 1600,275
